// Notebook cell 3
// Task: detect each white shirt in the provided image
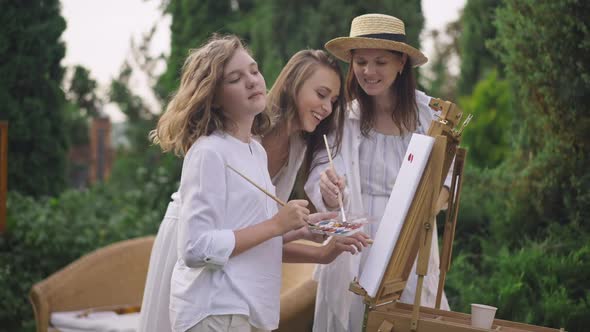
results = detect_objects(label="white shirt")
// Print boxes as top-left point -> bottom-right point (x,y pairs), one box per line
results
170,132 -> 281,332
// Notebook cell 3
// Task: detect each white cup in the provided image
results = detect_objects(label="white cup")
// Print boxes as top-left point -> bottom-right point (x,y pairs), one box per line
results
471,303 -> 497,329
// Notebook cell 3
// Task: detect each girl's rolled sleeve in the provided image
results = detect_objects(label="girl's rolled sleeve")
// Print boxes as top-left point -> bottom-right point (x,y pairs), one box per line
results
183,229 -> 235,268
178,146 -> 235,269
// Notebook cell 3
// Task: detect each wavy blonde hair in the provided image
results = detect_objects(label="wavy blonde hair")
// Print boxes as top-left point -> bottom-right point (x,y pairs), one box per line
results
264,49 -> 345,175
150,34 -> 270,156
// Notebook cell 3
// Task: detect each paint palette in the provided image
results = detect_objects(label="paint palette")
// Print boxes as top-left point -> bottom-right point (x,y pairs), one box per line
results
310,216 -> 370,237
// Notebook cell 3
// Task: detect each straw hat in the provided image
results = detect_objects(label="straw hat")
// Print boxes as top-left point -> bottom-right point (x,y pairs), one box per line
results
325,14 -> 427,67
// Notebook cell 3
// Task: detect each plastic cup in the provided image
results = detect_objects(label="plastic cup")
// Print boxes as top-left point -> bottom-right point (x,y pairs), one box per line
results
471,303 -> 497,329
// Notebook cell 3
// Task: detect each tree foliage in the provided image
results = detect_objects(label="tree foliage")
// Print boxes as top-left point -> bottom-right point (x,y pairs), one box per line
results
0,0 -> 68,197
107,19 -> 182,213
109,63 -> 156,151
0,160 -> 179,330
459,70 -> 512,168
457,0 -> 503,96
157,0 -> 425,96
247,0 -> 424,84
67,66 -> 101,118
447,231 -> 590,331
422,19 -> 461,101
447,1 -> 590,329
490,0 -> 590,152
156,0 -> 248,98
487,0 -> 590,237
63,65 -> 103,147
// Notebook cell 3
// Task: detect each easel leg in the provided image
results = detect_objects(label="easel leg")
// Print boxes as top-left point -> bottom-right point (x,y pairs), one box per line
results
411,136 -> 446,331
363,302 -> 370,332
435,148 -> 467,309
411,218 -> 436,331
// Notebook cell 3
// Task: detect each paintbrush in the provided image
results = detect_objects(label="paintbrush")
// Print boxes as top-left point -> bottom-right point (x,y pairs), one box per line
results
227,164 -> 285,207
226,164 -> 318,229
323,135 -> 348,222
226,164 -> 374,245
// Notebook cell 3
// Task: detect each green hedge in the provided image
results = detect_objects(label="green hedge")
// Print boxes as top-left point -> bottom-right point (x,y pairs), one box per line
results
0,154 -> 180,331
445,163 -> 590,331
447,226 -> 590,331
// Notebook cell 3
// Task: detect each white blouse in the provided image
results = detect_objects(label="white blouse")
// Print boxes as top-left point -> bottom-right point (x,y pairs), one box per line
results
170,131 -> 281,332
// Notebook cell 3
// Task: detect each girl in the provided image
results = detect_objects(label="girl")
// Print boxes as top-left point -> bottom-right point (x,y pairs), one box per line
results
262,49 -> 344,202
261,49 -> 370,263
305,14 -> 452,332
150,34 -> 309,332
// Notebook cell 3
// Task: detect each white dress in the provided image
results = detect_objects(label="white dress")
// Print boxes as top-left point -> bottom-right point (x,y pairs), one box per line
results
137,192 -> 179,332
137,135 -> 306,332
305,91 -> 451,332
348,129 -> 451,330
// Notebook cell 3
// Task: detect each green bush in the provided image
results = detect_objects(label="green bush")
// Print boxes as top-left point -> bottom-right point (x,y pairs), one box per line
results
447,225 -> 590,331
450,165 -> 497,258
459,70 -> 513,169
0,154 -> 180,331
445,1 -> 590,330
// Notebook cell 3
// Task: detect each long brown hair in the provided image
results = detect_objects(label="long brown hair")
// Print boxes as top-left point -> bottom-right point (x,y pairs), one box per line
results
149,34 -> 270,156
346,50 -> 418,136
265,49 -> 345,176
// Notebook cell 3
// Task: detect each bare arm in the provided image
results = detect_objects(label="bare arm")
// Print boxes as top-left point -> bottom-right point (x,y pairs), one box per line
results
232,200 -> 309,257
282,233 -> 371,264
435,186 -> 450,214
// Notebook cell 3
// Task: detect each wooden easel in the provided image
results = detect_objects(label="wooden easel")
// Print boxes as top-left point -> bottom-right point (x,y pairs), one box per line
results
349,99 -> 563,332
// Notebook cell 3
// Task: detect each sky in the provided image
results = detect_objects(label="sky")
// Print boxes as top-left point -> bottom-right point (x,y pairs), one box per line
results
60,0 -> 465,122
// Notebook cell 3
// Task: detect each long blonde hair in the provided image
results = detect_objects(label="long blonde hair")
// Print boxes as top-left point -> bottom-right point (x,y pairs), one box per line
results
150,34 -> 270,156
264,49 -> 345,176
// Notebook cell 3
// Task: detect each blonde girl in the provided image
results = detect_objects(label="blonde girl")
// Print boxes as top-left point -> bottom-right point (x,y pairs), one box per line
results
143,34 -> 310,332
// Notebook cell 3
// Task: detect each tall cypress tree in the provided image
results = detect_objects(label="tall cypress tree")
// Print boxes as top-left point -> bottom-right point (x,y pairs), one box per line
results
0,0 -> 68,197
489,0 -> 590,238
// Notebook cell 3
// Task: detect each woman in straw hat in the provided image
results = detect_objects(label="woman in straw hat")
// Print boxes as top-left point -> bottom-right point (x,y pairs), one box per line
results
304,13 -> 452,332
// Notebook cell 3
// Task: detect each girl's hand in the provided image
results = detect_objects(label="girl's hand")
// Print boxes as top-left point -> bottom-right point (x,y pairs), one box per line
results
272,200 -> 309,235
319,232 -> 371,264
320,167 -> 346,209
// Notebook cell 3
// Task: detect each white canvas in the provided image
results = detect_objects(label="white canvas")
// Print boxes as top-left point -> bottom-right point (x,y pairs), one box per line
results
358,134 -> 434,297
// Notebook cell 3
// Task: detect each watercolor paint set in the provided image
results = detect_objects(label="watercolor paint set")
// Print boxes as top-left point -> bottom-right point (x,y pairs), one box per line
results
310,217 -> 370,237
